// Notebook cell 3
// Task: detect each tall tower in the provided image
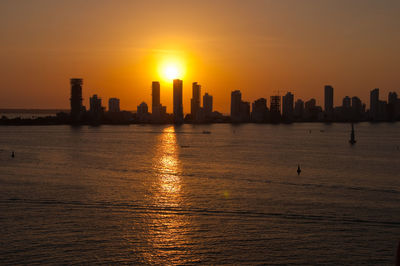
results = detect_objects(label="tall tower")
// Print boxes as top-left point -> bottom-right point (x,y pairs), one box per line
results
270,96 -> 281,114
70,78 -> 83,122
203,93 -> 213,117
173,79 -> 183,124
191,82 -> 201,119
282,92 -> 294,120
370,88 -> 379,120
152,81 -> 160,113
231,90 -> 242,122
324,85 -> 334,113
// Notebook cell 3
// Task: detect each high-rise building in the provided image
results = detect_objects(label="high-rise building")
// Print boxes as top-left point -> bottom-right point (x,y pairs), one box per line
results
270,95 -> 281,122
342,96 -> 351,109
70,78 -> 83,122
231,90 -> 242,122
251,98 -> 268,123
270,96 -> 281,114
137,102 -> 148,115
203,93 -> 213,117
324,85 -> 334,113
191,82 -> 201,120
388,92 -> 398,104
370,88 -> 379,120
108,98 -> 120,112
351,96 -> 363,120
387,92 -> 399,120
282,92 -> 294,120
305,98 -> 316,110
90,94 -> 103,113
240,101 -> 251,122
173,79 -> 183,124
152,81 -> 160,114
294,99 -> 304,119
89,94 -> 104,122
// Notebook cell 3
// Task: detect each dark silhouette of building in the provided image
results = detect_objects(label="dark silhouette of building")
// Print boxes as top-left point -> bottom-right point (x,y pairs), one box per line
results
282,92 -> 294,121
137,102 -> 150,122
324,85 -> 334,113
191,82 -> 201,121
231,90 -> 250,122
370,88 -> 379,120
70,78 -> 83,122
89,94 -> 104,123
351,96 -> 363,121
270,95 -> 281,122
152,81 -> 161,115
173,79 -> 183,124
108,98 -> 120,112
388,91 -> 400,121
342,96 -> 351,109
231,90 -> 242,122
251,98 -> 268,123
240,101 -> 251,122
294,99 -> 304,120
304,98 -> 322,121
203,93 -> 213,117
137,102 -> 148,114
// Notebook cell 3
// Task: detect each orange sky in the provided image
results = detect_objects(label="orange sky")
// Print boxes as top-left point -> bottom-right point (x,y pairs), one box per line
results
0,0 -> 399,113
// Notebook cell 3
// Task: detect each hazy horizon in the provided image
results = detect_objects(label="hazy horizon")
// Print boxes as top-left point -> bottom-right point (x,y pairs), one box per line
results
1,0 -> 399,112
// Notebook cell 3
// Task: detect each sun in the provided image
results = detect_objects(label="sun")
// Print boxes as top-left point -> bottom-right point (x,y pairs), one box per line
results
164,64 -> 180,80
158,57 -> 186,82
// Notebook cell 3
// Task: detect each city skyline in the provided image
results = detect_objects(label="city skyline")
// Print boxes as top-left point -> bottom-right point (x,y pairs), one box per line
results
62,77 -> 399,125
1,1 -> 400,111
68,78 -> 398,115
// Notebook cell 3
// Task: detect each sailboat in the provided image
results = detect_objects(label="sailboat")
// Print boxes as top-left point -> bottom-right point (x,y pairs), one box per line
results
349,123 -> 356,145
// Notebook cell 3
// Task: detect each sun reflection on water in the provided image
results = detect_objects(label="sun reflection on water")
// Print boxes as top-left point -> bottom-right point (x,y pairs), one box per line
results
155,126 -> 182,201
143,126 -> 194,264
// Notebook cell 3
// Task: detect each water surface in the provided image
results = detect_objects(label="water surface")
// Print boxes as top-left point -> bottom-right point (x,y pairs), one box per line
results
0,123 -> 399,264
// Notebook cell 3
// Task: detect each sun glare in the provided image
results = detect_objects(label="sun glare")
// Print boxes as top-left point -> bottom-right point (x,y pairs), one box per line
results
158,57 -> 186,82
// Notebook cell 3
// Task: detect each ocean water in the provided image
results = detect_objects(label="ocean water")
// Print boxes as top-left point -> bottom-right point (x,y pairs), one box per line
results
0,123 -> 399,265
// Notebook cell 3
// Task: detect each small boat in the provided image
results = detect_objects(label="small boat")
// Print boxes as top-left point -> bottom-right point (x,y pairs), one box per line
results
202,130 -> 211,134
11,151 -> 15,158
297,165 -> 301,175
349,123 -> 356,145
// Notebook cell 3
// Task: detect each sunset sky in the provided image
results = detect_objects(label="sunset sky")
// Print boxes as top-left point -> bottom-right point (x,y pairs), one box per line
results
0,0 -> 399,113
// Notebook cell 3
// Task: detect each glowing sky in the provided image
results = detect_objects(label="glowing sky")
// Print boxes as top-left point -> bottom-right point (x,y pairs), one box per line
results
0,0 -> 399,112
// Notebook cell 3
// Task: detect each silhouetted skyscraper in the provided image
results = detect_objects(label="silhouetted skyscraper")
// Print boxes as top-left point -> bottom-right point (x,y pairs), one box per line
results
251,98 -> 268,122
388,92 -> 400,120
351,96 -> 363,120
270,96 -> 281,114
108,98 -> 120,112
89,94 -> 104,122
203,93 -> 213,117
325,85 -> 334,113
173,79 -> 183,124
70,78 -> 83,122
270,95 -> 281,122
282,92 -> 294,120
90,94 -> 103,113
370,88 -> 379,120
137,102 -> 148,115
294,99 -> 304,119
342,96 -> 351,109
231,90 -> 242,122
191,82 -> 201,120
152,81 -> 160,114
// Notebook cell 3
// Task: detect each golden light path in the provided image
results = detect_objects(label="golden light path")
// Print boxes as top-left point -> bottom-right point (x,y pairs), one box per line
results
145,126 -> 192,264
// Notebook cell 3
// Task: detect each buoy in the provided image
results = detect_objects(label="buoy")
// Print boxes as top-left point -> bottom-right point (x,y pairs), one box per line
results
297,165 -> 301,175
11,151 -> 15,158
